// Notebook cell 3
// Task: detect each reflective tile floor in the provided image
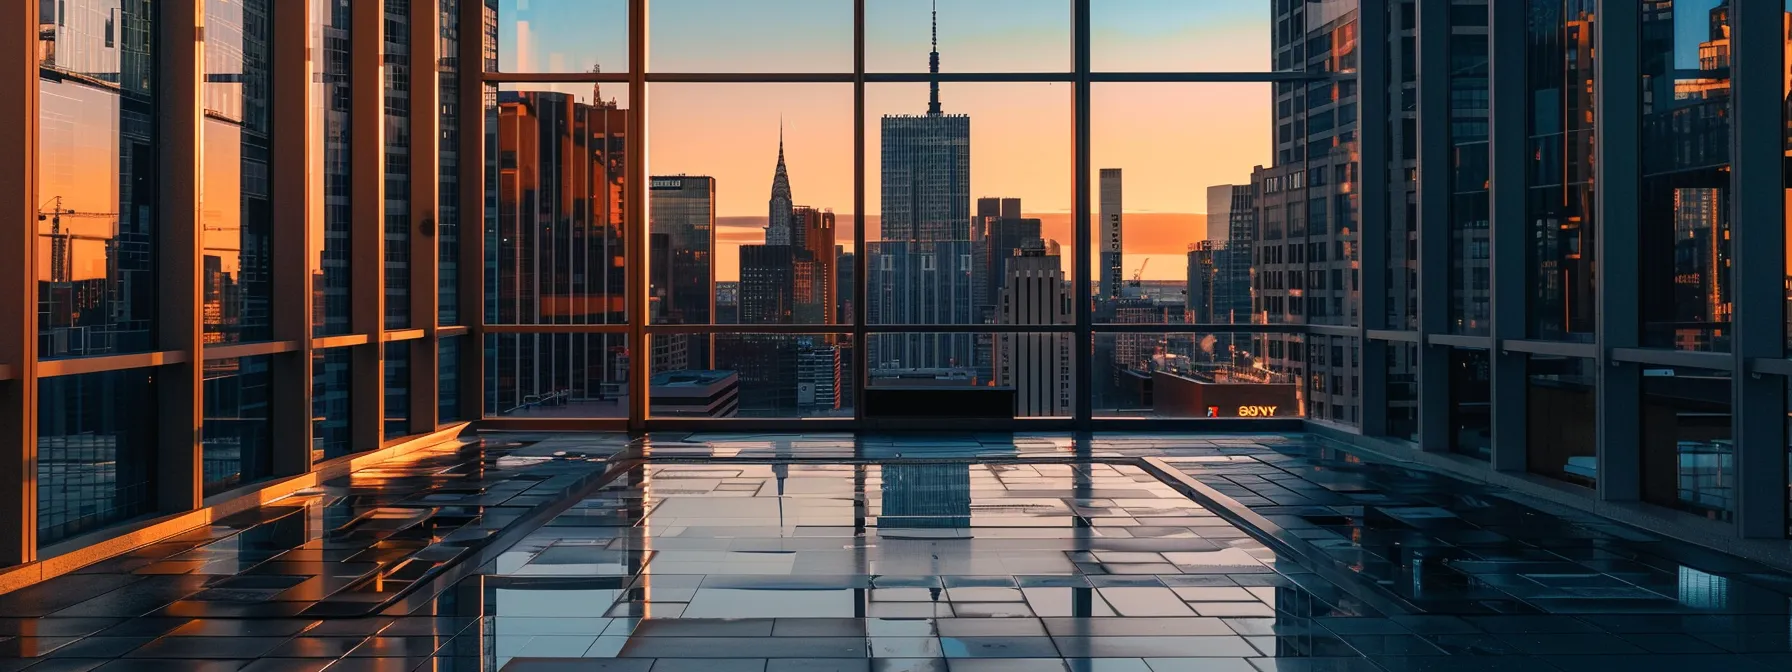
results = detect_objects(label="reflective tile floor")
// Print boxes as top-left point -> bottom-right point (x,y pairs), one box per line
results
3,433 -> 1792,671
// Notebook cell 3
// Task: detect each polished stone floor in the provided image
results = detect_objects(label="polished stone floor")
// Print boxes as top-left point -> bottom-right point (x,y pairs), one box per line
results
3,433 -> 1791,671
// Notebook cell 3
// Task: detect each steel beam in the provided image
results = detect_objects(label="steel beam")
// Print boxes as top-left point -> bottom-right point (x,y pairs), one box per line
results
1072,0 -> 1093,429
627,0 -> 650,430
1487,0 -> 1528,472
351,0 -> 388,452
0,0 -> 39,565
1413,0 -> 1450,452
158,0 -> 205,513
1728,0 -> 1787,538
269,0 -> 315,476
1594,0 -> 1642,501
458,0 -> 486,422
411,0 -> 443,434
1355,0 -> 1390,437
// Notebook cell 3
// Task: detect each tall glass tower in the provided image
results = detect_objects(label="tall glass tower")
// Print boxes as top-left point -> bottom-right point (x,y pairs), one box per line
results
871,5 -> 973,374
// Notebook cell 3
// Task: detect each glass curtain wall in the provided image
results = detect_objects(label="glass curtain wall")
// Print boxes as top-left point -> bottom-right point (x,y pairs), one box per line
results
475,0 -> 1363,426
8,0 -> 468,561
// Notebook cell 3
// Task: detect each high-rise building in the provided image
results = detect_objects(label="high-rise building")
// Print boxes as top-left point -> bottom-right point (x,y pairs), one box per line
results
995,239 -> 1073,417
793,206 -> 837,325
835,249 -> 855,325
739,244 -> 794,325
974,197 -> 1042,323
1098,169 -> 1124,316
871,7 -> 974,374
491,92 -> 627,326
650,175 -> 716,369
1250,0 -> 1364,425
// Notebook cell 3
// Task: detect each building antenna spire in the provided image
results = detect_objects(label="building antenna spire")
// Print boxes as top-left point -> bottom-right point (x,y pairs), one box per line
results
928,0 -> 941,115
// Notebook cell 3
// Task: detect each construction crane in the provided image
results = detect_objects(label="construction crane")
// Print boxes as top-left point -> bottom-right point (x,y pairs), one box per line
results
38,196 -> 119,283
1129,258 -> 1150,288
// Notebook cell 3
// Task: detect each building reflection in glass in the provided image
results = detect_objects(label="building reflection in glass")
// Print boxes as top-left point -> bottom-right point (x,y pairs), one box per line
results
36,0 -> 160,359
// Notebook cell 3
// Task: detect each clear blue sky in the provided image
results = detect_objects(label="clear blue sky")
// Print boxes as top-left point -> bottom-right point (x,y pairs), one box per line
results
499,0 -> 1272,73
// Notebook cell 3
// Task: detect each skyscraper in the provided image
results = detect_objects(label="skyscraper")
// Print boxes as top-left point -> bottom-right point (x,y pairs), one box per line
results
793,206 -> 837,325
974,197 -> 1042,323
766,125 -> 795,246
1098,169 -> 1124,317
486,89 -> 630,417
1250,0 -> 1363,425
996,239 -> 1073,417
871,5 -> 974,374
650,175 -> 716,369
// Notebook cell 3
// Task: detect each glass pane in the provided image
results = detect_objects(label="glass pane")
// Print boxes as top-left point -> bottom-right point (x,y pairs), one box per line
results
650,0 -> 851,73
312,0 -> 353,337
441,335 -> 463,422
652,333 -> 854,418
485,333 -> 630,418
441,0 -> 463,325
202,0 -> 274,345
1447,6 -> 1489,336
37,1 -> 159,358
868,82 -> 1070,335
1385,343 -> 1419,440
1525,0 -> 1596,341
1526,355 -> 1595,488
649,84 -> 855,328
1090,83 -> 1273,327
867,0 -> 1071,73
867,332 -> 1064,418
38,369 -> 159,545
494,0 -> 629,73
1092,0 -> 1293,73
1640,0 -> 1731,352
1447,348 -> 1490,460
1640,366 -> 1733,521
486,84 -> 631,326
386,0 -> 413,329
203,355 -> 274,496
312,346 -> 354,463
385,341 -> 412,439
1092,332 -> 1298,418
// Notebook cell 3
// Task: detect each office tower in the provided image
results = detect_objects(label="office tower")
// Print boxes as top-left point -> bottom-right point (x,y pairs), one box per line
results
487,90 -> 629,416
793,206 -> 837,325
996,240 -> 1073,417
1098,169 -> 1123,315
1186,240 -> 1229,326
835,249 -> 855,325
871,7 -> 974,374
650,175 -> 716,369
1251,0 -> 1365,425
491,91 -> 627,325
974,197 -> 1042,322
